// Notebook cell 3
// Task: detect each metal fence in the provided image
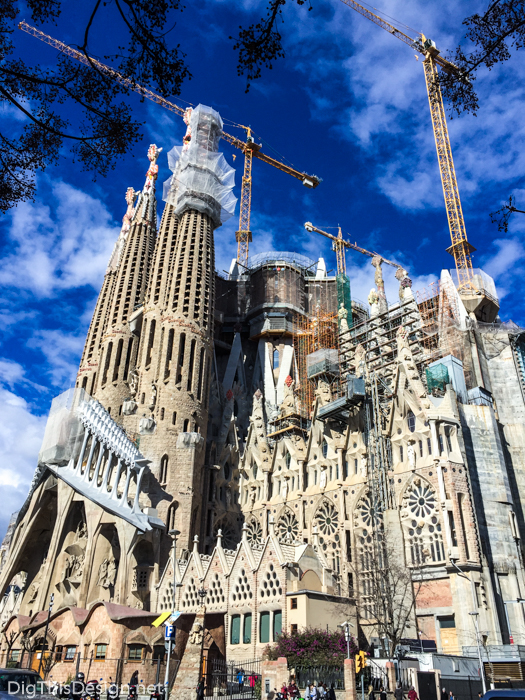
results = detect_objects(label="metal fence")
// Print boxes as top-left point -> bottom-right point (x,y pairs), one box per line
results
0,651 -> 180,690
208,659 -> 261,699
294,666 -> 345,691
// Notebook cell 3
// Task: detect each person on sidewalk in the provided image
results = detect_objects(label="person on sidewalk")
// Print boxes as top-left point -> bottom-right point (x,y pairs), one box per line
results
196,677 -> 205,700
408,686 -> 418,700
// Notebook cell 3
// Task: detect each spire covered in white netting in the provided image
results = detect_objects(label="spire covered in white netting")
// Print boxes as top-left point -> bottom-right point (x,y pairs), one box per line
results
162,104 -> 237,227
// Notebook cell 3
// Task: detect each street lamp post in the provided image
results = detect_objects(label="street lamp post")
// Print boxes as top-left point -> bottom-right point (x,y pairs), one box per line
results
450,560 -> 487,694
337,621 -> 353,659
164,529 -> 180,700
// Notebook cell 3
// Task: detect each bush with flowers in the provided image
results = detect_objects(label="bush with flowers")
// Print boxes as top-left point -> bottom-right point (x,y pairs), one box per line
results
262,627 -> 358,666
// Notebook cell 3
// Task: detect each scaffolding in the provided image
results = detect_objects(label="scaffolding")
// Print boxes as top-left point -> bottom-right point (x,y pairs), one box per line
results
416,279 -> 474,389
337,273 -> 353,330
293,305 -> 340,417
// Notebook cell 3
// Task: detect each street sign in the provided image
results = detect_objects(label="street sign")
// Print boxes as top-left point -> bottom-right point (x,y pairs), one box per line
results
164,625 -> 176,640
168,611 -> 181,624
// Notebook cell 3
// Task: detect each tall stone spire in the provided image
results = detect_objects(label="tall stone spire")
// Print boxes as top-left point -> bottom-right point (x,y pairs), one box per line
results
135,105 -> 236,552
77,145 -> 161,410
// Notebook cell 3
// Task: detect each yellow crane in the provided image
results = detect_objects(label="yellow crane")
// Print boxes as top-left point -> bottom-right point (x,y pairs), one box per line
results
304,221 -> 404,274
19,21 -> 320,269
338,0 -> 476,293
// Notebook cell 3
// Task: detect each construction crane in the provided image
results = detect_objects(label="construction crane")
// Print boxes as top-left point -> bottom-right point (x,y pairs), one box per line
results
304,221 -> 404,274
338,0 -> 475,293
19,21 -> 320,269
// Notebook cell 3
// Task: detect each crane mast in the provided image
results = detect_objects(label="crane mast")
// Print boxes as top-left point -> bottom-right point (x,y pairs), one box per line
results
338,1 -> 476,291
19,21 -> 320,269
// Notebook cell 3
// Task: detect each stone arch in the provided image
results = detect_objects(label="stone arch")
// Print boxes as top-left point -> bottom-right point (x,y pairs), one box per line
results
11,487 -> 58,616
400,476 -> 445,565
49,501 -> 88,609
87,523 -> 120,605
351,489 -> 384,619
214,514 -> 241,551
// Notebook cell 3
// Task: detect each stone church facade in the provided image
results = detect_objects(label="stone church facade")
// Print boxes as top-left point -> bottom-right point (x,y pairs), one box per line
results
1,103 -> 525,681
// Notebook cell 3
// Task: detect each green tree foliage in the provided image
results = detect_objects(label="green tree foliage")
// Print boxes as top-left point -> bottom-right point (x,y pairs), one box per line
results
233,0 -> 524,115
0,0 -> 190,212
439,1 -> 525,117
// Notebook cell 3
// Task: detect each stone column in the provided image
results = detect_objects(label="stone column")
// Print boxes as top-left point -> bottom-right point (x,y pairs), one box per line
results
101,451 -> 114,492
429,419 -> 439,456
337,448 -> 344,481
298,460 -> 304,491
74,431 -> 90,474
110,458 -> 123,500
261,658 -> 288,700
170,606 -> 206,700
81,437 -> 97,479
344,658 -> 356,700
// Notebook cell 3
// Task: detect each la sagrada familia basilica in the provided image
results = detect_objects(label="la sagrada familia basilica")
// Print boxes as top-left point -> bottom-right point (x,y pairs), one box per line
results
1,104 -> 525,676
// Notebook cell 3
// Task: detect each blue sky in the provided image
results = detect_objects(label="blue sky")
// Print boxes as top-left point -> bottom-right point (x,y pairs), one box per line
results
0,0 -> 524,536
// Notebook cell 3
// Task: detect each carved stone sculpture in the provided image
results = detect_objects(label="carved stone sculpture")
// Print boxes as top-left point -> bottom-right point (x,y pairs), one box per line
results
128,368 -> 139,397
189,620 -> 203,645
338,302 -> 349,334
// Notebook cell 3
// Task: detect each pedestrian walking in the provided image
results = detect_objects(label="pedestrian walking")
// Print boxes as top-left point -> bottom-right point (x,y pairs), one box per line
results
237,670 -> 245,693
380,686 -> 387,700
394,684 -> 403,700
448,692 -> 454,700
368,684 -> 375,700
328,684 -> 337,700
408,687 -> 418,700
196,677 -> 205,700
129,672 -> 139,700
310,684 -> 318,700
441,688 -> 447,700
304,683 -> 311,700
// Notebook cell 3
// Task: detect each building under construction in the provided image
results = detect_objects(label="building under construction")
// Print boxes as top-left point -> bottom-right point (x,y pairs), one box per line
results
1,99 -> 525,696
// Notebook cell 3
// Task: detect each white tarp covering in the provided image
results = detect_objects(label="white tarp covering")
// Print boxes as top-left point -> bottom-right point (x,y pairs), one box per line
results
162,104 -> 237,226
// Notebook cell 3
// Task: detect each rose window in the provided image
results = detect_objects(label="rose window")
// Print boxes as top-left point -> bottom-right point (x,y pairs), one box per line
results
315,502 -> 339,536
408,484 -> 436,518
357,495 -> 382,529
246,519 -> 263,545
277,511 -> 299,543
214,519 -> 240,550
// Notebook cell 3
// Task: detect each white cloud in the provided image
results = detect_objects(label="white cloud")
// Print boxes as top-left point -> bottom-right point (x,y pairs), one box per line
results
286,0 -> 525,214
27,329 -> 86,388
0,180 -> 119,297
0,387 -> 47,536
0,359 -> 26,388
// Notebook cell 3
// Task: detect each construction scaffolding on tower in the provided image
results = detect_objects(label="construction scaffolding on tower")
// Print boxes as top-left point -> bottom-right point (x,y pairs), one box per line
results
293,305 -> 341,419
415,277 -> 475,390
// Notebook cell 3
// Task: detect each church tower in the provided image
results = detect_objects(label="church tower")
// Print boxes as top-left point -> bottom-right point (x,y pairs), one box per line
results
135,105 -> 236,552
77,145 -> 161,406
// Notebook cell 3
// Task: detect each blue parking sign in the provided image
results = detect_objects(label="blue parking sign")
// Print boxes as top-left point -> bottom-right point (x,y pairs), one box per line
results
165,625 -> 175,640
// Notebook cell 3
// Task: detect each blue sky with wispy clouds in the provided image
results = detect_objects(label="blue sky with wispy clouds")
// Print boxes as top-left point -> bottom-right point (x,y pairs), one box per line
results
0,0 -> 524,535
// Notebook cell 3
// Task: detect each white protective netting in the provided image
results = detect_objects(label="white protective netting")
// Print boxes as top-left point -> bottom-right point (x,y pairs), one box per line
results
38,388 -> 86,465
162,104 -> 237,227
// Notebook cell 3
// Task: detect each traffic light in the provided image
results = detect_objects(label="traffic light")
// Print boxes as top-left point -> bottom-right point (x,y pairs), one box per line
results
355,651 -> 367,672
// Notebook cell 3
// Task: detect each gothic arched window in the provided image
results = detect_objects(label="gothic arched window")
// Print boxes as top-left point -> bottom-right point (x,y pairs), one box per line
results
402,478 -> 445,565
160,455 -> 169,485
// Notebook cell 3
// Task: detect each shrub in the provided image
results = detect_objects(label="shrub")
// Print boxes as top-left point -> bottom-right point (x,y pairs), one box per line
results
263,628 -> 358,666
